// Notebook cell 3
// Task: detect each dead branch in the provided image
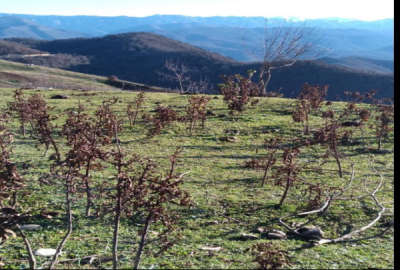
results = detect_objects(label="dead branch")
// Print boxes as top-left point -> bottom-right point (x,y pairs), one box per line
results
314,165 -> 386,245
278,164 -> 355,235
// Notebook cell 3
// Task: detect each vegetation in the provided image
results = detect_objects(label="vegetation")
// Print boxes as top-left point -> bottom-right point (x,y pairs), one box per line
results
0,85 -> 393,269
1,35 -> 393,100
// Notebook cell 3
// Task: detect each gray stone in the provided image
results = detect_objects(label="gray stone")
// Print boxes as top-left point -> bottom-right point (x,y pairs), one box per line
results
296,226 -> 324,240
20,224 -> 42,231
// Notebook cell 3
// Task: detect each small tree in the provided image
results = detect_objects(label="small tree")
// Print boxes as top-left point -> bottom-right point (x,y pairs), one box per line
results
144,105 -> 179,136
244,138 -> 280,187
26,94 -> 61,162
109,146 -> 190,269
184,95 -> 211,135
292,83 -> 327,135
219,70 -> 259,115
274,147 -> 301,207
127,92 -> 145,127
62,104 -> 111,216
7,89 -> 31,137
164,60 -> 190,94
374,105 -> 393,151
256,20 -> 316,96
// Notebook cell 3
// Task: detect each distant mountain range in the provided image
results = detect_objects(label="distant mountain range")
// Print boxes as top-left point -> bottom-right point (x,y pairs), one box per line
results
1,32 -> 393,100
0,13 -> 393,63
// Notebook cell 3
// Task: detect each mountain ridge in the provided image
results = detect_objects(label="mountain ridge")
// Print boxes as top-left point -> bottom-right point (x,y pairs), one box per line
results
0,13 -> 393,62
2,32 -> 393,100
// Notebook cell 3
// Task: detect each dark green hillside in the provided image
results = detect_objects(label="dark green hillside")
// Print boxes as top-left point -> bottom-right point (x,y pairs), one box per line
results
5,33 -> 394,100
244,61 -> 394,100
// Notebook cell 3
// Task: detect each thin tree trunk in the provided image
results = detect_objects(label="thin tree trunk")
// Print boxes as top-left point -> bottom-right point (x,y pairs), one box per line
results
332,140 -> 342,178
49,136 -> 61,163
133,110 -> 139,126
378,136 -> 382,151
16,224 -> 36,269
259,67 -> 272,96
49,177 -> 73,269
278,171 -> 291,207
304,113 -> 309,135
133,214 -> 152,270
21,123 -> 26,137
84,160 -> 92,217
112,183 -> 122,270
261,159 -> 272,187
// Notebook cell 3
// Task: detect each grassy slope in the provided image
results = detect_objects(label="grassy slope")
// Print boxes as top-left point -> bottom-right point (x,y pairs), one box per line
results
0,87 -> 393,269
0,59 -> 167,92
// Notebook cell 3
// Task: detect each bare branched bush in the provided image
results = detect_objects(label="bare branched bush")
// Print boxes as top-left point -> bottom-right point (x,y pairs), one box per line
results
109,146 -> 191,269
62,104 -> 110,216
219,70 -> 259,115
183,95 -> 211,135
127,92 -> 145,126
292,83 -> 327,134
0,114 -> 36,268
374,104 -> 393,151
244,138 -> 280,187
7,89 -> 31,136
144,105 -> 179,136
274,147 -> 301,207
28,94 -> 61,162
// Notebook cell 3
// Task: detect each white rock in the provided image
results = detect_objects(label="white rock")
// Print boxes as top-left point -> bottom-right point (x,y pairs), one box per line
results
267,229 -> 287,239
200,246 -> 222,252
20,224 -> 42,231
35,248 -> 57,257
239,233 -> 258,240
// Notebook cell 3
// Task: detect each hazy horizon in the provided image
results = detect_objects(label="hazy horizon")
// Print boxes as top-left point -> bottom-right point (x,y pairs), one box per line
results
1,0 -> 394,21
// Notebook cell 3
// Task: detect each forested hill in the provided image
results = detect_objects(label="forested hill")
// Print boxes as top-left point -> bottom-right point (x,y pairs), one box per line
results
2,32 -> 393,100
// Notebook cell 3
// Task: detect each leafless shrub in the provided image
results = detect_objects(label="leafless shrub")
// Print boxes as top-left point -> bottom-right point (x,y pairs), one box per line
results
7,89 -> 31,136
292,83 -> 327,135
127,92 -> 145,126
62,104 -> 111,216
144,105 -> 179,136
244,138 -> 280,187
108,146 -> 191,269
274,147 -> 302,207
374,104 -> 393,151
183,95 -> 211,135
219,70 -> 259,115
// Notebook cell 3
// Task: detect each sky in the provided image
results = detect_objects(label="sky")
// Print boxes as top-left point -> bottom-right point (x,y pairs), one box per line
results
0,0 -> 394,21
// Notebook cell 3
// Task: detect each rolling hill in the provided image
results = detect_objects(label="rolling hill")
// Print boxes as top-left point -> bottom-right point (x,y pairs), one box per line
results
2,32 -> 394,100
317,56 -> 393,75
0,14 -> 393,62
0,15 -> 82,40
0,58 -> 168,92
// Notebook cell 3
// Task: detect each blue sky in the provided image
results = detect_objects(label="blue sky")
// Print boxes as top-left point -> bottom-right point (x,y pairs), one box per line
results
0,0 -> 394,20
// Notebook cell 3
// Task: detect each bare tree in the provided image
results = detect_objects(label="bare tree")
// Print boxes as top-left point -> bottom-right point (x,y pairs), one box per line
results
164,60 -> 190,94
256,20 -> 317,96
163,59 -> 210,94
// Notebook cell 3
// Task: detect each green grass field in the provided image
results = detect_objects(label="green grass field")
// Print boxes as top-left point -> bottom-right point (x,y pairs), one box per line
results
0,87 -> 393,269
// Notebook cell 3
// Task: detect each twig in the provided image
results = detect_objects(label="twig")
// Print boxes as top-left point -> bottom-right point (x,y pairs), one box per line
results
16,224 -> 36,269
